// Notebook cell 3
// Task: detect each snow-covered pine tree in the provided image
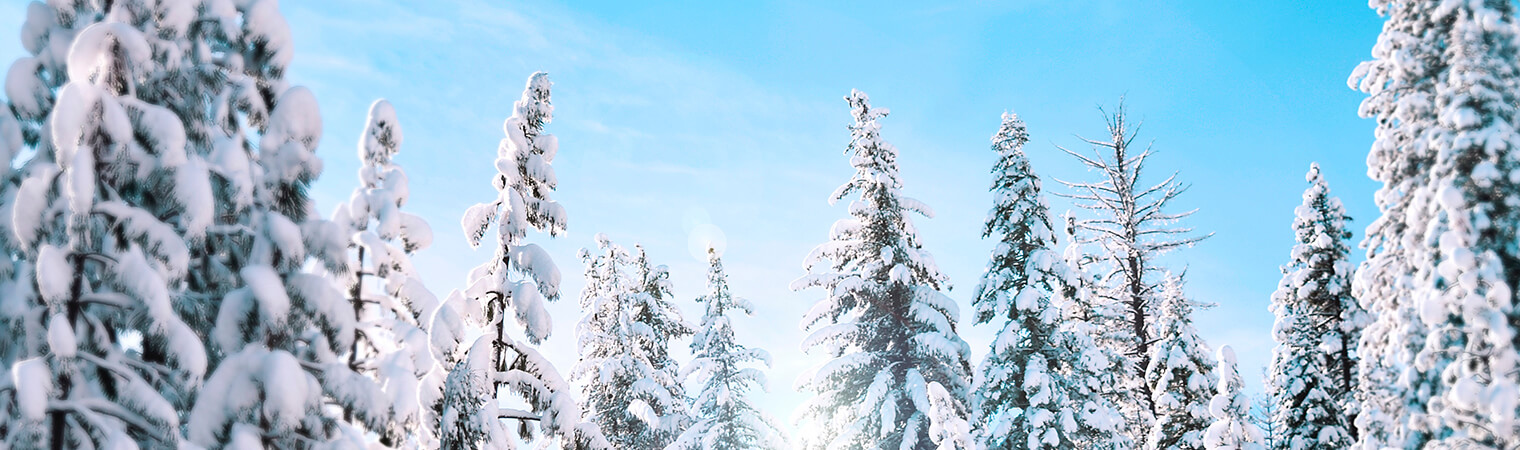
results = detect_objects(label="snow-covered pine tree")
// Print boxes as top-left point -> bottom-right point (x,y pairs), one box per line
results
1,18 -> 213,448
627,245 -> 695,441
790,90 -> 974,449
1144,275 -> 1217,450
1056,102 -> 1211,438
328,99 -> 440,445
573,236 -> 692,450
1248,391 -> 1285,450
670,247 -> 787,450
1349,0 -> 1520,446
1,0 -> 117,381
1266,163 -> 1360,450
970,111 -> 1127,449
1,2 -> 341,447
1204,346 -> 1265,450
121,1 -> 387,446
1059,210 -> 1134,396
0,0 -> 87,381
186,82 -> 370,448
10,0 -> 302,353
159,0 -> 308,339
442,72 -> 605,449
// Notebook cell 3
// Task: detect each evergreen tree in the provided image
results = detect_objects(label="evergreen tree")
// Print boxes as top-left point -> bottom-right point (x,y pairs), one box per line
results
1057,102 -> 1211,439
573,236 -> 692,449
186,83 -> 362,449
1144,276 -> 1217,450
669,248 -> 787,450
970,112 -> 1127,449
0,2 -> 368,447
1266,163 -> 1360,449
791,90 -> 974,449
330,99 -> 441,446
0,0 -> 104,387
3,19 -> 210,449
1349,0 -> 1520,446
1248,391 -> 1285,450
1204,346 -> 1265,450
163,0 -> 310,342
630,246 -> 694,440
441,72 -> 605,449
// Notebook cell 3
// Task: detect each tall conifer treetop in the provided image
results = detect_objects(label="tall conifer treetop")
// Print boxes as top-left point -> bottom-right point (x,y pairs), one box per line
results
1204,345 -> 1266,450
669,247 -> 788,450
1267,163 -> 1361,450
971,111 -> 1129,450
436,72 -> 607,450
791,90 -> 974,450
574,235 -> 692,450
1145,275 -> 1218,450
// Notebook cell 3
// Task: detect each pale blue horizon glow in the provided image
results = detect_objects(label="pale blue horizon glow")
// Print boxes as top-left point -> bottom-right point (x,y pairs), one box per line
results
0,0 -> 1386,427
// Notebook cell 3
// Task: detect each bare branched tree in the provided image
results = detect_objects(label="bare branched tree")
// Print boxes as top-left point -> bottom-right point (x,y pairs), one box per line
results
1055,99 -> 1212,436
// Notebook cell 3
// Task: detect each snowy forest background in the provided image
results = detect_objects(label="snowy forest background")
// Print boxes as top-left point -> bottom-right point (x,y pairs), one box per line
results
2,0 -> 1518,449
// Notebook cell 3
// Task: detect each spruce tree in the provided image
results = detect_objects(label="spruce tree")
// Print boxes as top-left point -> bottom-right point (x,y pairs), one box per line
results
186,83 -> 363,448
1057,103 -> 1211,439
630,246 -> 694,440
970,112 -> 1127,449
3,19 -> 210,449
330,99 -> 441,445
1249,391 -> 1285,450
1144,276 -> 1217,450
0,0 -> 102,381
0,2 -> 371,447
441,72 -> 606,449
791,90 -> 974,449
1266,163 -> 1360,449
1204,346 -> 1265,450
670,248 -> 787,450
1349,0 -> 1520,446
573,236 -> 692,449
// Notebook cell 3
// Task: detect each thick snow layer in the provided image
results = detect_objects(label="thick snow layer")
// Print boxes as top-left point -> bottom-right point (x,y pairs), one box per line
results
12,358 -> 51,421
261,86 -> 323,153
36,244 -> 72,305
176,157 -> 215,238
46,314 -> 75,358
4,58 -> 52,119
240,0 -> 295,70
360,99 -> 402,164
241,265 -> 291,321
66,22 -> 151,88
11,167 -> 54,248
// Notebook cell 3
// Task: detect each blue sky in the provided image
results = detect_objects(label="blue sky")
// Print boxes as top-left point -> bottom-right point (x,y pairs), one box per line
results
1,0 -> 1386,424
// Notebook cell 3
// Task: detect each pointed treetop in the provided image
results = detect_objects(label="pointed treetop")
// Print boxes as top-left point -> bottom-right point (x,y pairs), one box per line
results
991,111 -> 1030,154
359,99 -> 402,166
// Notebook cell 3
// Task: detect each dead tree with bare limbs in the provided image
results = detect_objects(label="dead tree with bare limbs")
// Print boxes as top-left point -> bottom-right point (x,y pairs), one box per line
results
1055,101 -> 1212,441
